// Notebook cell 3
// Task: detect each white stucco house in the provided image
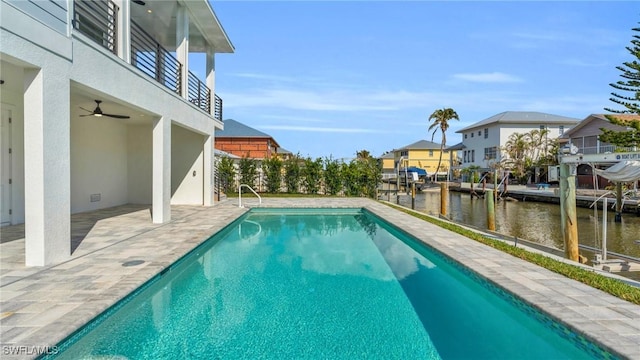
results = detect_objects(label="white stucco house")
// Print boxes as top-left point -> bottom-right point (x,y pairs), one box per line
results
455,111 -> 580,171
0,0 -> 234,266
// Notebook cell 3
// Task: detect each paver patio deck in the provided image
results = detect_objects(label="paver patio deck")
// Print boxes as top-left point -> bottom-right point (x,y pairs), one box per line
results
1,198 -> 639,359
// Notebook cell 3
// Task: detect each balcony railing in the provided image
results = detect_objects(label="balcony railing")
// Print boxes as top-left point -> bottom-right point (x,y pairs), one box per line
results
72,0 -> 222,118
188,71 -> 211,113
73,0 -> 118,55
214,94 -> 223,121
131,20 -> 182,95
578,145 -> 637,154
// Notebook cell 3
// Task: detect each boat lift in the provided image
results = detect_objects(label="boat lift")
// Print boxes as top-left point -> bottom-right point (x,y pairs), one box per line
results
559,149 -> 640,271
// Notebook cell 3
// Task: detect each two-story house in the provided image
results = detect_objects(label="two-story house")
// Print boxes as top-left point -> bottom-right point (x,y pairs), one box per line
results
456,111 -> 580,171
560,113 -> 639,188
561,114 -> 639,154
0,0 -> 233,266
381,140 -> 454,180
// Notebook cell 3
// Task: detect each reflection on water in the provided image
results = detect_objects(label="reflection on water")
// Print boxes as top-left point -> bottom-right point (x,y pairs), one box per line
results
398,192 -> 640,258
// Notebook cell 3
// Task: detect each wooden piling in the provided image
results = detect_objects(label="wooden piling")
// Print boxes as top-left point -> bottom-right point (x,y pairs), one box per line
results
486,189 -> 495,231
559,164 -> 579,261
411,182 -> 416,210
615,182 -> 623,223
440,182 -> 448,217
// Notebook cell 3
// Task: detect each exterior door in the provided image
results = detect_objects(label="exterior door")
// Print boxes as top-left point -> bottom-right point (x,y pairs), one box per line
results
0,108 -> 11,225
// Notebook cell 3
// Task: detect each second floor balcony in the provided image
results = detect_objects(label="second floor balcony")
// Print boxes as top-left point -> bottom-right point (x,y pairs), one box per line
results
72,0 -> 233,121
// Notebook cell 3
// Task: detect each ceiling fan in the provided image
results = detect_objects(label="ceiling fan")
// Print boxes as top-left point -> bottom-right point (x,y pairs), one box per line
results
80,100 -> 130,119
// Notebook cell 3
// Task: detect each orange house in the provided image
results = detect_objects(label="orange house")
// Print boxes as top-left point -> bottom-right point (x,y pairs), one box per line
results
215,119 -> 280,159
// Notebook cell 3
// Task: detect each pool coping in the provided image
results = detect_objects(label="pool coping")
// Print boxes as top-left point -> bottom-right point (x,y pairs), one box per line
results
1,198 -> 639,359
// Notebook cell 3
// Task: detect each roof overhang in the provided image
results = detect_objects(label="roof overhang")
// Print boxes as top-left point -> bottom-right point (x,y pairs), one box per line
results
131,0 -> 234,53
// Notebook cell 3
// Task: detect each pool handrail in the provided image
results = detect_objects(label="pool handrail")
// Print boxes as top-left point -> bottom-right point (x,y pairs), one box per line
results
239,184 -> 262,208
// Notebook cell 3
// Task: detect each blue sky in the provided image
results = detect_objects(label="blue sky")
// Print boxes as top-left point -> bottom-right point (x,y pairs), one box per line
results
210,1 -> 638,160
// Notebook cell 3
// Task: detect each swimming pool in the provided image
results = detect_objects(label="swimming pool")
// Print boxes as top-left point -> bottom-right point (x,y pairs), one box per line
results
49,208 -> 615,359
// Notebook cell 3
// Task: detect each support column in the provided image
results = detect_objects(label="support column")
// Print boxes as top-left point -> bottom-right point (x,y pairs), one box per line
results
203,135 -> 214,206
206,46 -> 216,116
176,5 -> 189,99
153,117 -> 171,223
116,0 -> 131,63
559,163 -> 579,261
24,68 -> 70,266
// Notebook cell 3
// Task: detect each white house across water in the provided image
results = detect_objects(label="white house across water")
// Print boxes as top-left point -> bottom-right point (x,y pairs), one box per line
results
0,0 -> 234,266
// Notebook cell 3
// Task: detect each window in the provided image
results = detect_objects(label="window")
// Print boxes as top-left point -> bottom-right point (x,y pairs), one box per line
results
429,150 -> 434,157
464,134 -> 468,139
484,146 -> 497,160
463,151 -> 467,163
478,131 -> 481,136
559,125 -> 564,135
471,132 -> 474,138
484,128 -> 488,139
540,125 -> 546,131
400,150 -> 408,157
471,149 -> 475,162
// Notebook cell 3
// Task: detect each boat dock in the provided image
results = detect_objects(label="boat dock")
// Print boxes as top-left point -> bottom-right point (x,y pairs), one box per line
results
450,183 -> 640,214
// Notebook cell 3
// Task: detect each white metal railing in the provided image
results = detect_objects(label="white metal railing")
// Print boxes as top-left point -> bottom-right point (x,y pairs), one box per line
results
238,184 -> 262,208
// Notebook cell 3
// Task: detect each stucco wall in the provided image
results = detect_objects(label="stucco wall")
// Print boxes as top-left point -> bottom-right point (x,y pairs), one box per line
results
171,124 -> 204,205
127,124 -> 152,204
0,61 -> 26,224
70,115 -> 129,213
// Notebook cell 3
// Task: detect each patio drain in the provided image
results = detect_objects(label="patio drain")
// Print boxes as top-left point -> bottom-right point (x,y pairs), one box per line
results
122,260 -> 145,267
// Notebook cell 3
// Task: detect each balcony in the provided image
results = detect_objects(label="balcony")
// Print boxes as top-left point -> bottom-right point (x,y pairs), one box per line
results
578,145 -> 637,154
72,0 -> 227,118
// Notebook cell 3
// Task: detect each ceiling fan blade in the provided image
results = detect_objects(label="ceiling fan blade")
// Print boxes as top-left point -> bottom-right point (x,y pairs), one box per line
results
79,107 -> 95,113
103,113 -> 130,119
79,114 -> 95,117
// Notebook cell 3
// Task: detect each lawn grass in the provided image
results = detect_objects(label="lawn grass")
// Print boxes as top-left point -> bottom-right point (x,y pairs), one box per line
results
382,202 -> 640,305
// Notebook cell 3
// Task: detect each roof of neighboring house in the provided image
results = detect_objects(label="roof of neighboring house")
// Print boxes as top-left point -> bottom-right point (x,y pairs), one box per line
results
379,152 -> 395,159
277,147 -> 293,155
397,139 -> 444,151
446,142 -> 466,150
217,119 -> 272,138
215,149 -> 240,159
216,119 -> 281,148
456,111 -> 580,133
561,113 -> 640,138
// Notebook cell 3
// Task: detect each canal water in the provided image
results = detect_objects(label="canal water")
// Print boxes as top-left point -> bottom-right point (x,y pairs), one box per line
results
393,191 -> 640,260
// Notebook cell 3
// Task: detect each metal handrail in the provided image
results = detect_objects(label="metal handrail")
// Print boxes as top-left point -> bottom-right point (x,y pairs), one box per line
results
214,94 -> 223,121
130,20 -> 182,95
238,184 -> 262,208
188,70 -> 211,113
73,0 -> 118,54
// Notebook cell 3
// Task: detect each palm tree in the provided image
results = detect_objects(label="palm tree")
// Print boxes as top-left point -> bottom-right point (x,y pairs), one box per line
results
502,132 -> 530,183
428,108 -> 459,181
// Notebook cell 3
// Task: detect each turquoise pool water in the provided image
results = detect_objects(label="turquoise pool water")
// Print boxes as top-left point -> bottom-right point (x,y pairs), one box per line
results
50,208 -> 614,359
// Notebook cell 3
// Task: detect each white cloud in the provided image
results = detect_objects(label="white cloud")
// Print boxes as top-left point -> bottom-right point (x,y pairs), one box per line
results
258,125 -> 386,134
452,72 -> 523,83
557,59 -> 606,67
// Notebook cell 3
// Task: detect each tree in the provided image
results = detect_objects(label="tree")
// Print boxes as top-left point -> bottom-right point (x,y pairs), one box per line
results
283,153 -> 302,193
324,156 -> 342,195
216,156 -> 236,194
238,154 -> 258,191
302,157 -> 324,194
262,155 -> 283,193
501,132 -> 530,184
428,108 -> 459,181
600,23 -> 640,147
